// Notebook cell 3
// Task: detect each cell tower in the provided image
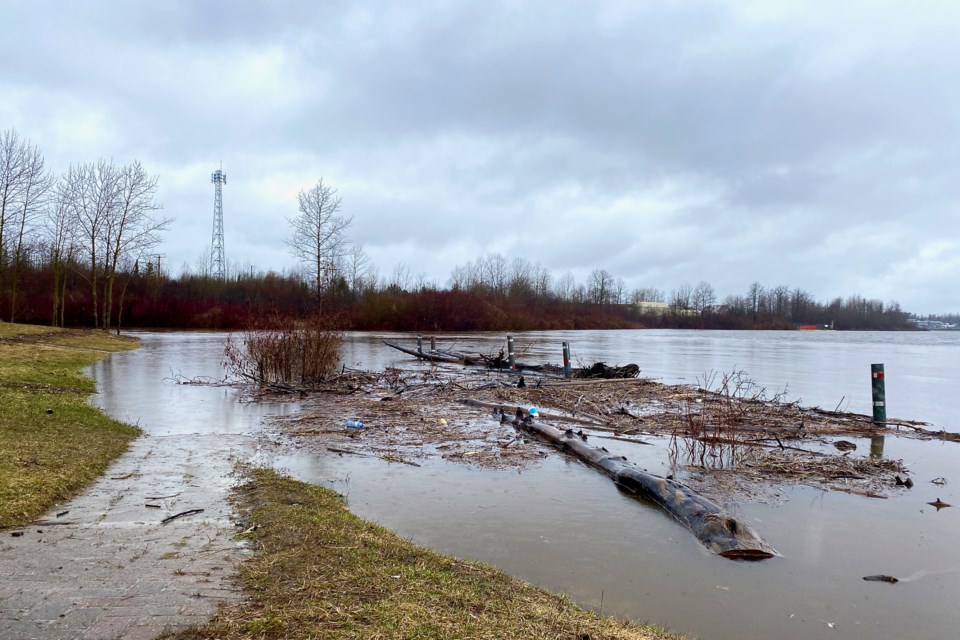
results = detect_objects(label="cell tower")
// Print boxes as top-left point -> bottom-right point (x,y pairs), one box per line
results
210,165 -> 226,279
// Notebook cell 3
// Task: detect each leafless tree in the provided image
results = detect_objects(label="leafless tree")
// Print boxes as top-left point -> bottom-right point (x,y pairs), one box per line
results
46,177 -> 78,326
747,281 -> 765,321
691,281 -> 717,315
532,261 -> 552,300
101,161 -> 169,330
286,178 -> 351,309
58,159 -> 168,329
479,252 -> 508,296
507,257 -> 534,300
770,284 -> 790,318
613,277 -> 627,305
670,283 -> 693,314
588,268 -> 614,304
0,129 -> 28,274
5,134 -> 51,320
340,242 -> 373,295
631,286 -> 665,304
61,160 -> 117,328
389,261 -> 411,291
553,271 -> 576,301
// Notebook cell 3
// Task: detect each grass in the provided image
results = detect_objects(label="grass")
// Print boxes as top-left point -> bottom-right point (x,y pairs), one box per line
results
0,320 -> 141,528
168,468 -> 681,640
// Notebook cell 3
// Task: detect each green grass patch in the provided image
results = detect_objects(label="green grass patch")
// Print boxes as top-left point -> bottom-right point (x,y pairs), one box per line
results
0,322 -> 141,528
169,468 -> 681,640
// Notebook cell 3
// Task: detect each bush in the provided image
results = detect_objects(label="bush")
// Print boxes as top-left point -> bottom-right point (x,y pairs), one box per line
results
223,314 -> 343,386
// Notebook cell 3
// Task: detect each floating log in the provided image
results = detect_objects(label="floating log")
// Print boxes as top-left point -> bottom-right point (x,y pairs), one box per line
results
517,415 -> 777,560
383,340 -> 465,363
459,398 -> 609,429
383,340 -> 564,375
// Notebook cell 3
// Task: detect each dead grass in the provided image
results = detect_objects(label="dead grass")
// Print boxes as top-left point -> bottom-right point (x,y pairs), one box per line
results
0,322 -> 141,528
166,468 -> 679,640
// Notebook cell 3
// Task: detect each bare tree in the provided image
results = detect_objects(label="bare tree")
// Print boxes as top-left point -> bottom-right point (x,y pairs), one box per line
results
340,242 -> 373,295
631,286 -> 665,304
5,134 -> 51,320
691,281 -> 717,315
553,271 -> 576,301
101,161 -> 169,330
389,261 -> 410,291
58,159 -> 168,330
747,281 -> 765,321
479,252 -> 508,296
507,257 -> 534,300
46,177 -> 78,326
588,268 -> 614,304
0,129 -> 29,276
286,179 -> 351,309
62,160 -> 117,328
613,277 -> 627,305
532,261 -> 552,300
770,284 -> 790,318
670,283 -> 693,314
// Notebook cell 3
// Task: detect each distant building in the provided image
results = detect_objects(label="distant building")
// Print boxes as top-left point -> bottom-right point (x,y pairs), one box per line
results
635,301 -> 671,315
910,319 -> 957,330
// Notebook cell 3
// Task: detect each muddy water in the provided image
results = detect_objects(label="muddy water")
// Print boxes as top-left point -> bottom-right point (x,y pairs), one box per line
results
92,331 -> 960,640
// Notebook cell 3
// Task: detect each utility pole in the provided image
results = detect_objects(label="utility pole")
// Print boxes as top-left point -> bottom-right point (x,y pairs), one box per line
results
210,164 -> 226,279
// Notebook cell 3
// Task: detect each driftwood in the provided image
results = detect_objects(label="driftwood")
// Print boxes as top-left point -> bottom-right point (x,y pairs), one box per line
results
459,398 -> 609,429
161,508 -> 205,525
517,415 -> 777,560
383,340 -> 571,377
383,341 -> 465,363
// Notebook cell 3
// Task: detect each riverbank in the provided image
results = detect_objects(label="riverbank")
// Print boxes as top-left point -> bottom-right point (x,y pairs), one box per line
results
168,467 -> 680,640
0,321 -> 140,528
1,325 -> 682,640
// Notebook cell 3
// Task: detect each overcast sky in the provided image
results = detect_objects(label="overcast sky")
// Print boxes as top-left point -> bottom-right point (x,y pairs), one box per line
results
2,1 -> 958,313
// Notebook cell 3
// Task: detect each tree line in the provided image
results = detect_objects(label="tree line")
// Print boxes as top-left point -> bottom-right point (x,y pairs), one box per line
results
0,129 -> 170,330
0,129 -> 915,332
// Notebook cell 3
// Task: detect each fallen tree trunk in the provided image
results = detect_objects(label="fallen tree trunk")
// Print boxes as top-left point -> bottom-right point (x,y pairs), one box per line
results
383,341 -> 466,363
517,415 -> 777,560
459,398 -> 609,429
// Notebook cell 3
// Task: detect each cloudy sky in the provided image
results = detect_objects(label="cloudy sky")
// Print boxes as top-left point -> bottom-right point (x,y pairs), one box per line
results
2,1 -> 958,313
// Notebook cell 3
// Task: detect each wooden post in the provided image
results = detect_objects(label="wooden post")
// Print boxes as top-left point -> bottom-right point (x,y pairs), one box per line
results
417,334 -> 423,355
430,336 -> 436,351
562,342 -> 572,378
871,363 -> 886,424
870,435 -> 885,459
507,335 -> 515,369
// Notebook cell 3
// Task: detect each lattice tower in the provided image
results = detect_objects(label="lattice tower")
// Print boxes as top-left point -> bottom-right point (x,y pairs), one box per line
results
210,167 -> 226,279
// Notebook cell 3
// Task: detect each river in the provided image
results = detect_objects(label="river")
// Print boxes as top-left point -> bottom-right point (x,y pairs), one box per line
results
90,329 -> 960,640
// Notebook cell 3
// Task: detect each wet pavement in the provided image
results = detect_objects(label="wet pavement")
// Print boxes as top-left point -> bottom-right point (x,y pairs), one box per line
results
0,431 -> 254,639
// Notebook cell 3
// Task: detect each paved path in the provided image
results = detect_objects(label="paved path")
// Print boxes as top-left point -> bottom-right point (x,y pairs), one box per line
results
0,431 -> 254,639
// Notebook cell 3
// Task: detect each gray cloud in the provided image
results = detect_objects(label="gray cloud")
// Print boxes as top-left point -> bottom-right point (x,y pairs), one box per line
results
1,0 -> 958,313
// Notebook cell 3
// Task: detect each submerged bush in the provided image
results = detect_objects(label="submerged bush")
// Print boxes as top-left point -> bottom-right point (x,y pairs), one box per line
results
223,314 -> 343,386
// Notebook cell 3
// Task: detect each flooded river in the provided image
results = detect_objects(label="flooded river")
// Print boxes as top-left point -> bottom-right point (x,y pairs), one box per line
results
90,330 -> 960,640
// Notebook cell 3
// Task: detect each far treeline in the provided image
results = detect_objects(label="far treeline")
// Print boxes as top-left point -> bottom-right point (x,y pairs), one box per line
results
0,128 -> 915,333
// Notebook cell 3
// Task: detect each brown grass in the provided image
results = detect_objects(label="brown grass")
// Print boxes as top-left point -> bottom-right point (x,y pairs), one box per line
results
166,468 -> 680,640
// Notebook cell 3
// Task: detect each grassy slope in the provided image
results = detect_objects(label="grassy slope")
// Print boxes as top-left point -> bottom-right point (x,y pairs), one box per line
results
170,468 -> 680,640
0,321 -> 141,528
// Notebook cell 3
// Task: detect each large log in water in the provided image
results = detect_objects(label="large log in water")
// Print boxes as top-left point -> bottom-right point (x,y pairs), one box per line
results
518,416 -> 777,560
382,340 -> 465,363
